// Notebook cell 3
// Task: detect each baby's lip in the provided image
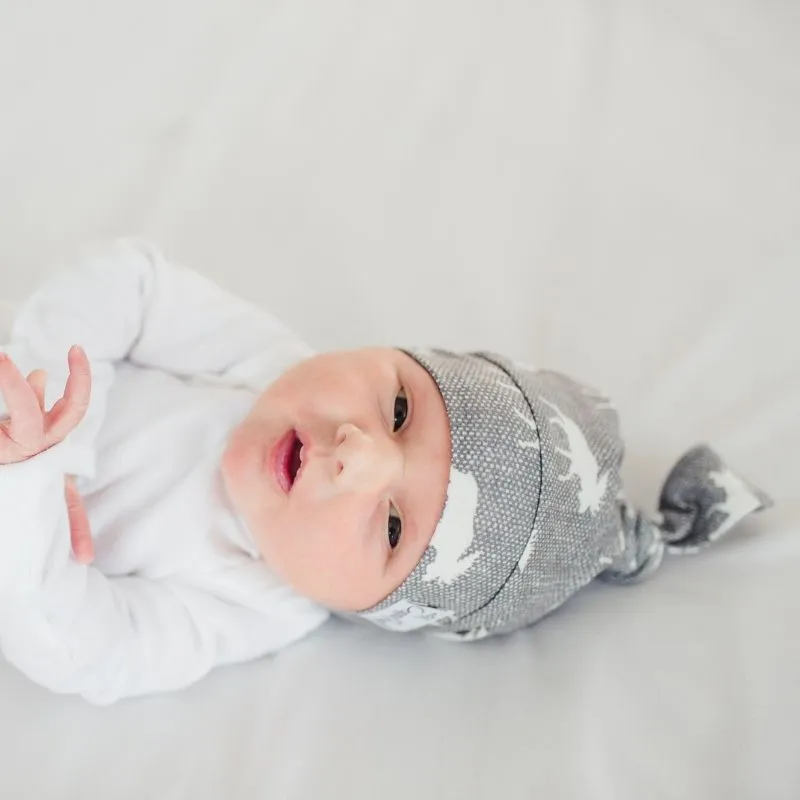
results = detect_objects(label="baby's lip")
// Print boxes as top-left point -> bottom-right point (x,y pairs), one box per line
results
270,429 -> 306,494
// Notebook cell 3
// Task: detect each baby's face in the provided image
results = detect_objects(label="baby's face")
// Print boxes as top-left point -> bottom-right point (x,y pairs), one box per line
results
221,348 -> 450,612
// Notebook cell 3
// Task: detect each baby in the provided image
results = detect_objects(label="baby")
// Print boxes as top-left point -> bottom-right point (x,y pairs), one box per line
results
0,240 -> 771,704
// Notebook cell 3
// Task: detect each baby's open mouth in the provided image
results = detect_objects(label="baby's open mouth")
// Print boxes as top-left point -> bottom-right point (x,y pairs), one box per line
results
272,429 -> 305,493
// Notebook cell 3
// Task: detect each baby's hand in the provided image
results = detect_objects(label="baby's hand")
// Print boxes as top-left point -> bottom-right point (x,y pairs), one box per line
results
65,475 -> 94,564
0,346 -> 92,465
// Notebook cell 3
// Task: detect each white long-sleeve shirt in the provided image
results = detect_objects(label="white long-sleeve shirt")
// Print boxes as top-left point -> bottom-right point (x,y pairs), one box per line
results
0,240 -> 329,705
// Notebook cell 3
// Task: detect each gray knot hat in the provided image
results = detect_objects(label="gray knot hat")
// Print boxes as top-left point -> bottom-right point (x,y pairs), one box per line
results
357,349 -> 772,640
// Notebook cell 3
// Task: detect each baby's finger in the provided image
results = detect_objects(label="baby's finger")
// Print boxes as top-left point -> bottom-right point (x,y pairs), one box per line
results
65,477 -> 94,565
0,354 -> 44,446
26,369 -> 48,414
45,346 -> 92,444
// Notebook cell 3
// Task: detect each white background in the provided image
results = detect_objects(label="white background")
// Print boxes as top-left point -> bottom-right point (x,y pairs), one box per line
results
1,2 -> 798,798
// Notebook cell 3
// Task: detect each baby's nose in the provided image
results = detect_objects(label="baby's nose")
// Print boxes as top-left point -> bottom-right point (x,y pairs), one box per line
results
334,423 -> 399,491
334,422 -> 359,450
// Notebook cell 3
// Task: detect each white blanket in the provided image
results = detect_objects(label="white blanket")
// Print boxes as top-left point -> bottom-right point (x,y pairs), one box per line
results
0,1 -> 798,798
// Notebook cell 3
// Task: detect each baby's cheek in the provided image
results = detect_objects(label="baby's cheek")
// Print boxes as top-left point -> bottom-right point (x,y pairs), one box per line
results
274,498 -> 377,607
222,430 -> 263,493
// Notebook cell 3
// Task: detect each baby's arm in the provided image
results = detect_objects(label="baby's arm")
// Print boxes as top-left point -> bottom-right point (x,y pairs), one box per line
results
3,538 -> 320,705
0,437 -> 322,705
6,239 -> 309,476
13,238 -> 310,386
0,242 -> 324,703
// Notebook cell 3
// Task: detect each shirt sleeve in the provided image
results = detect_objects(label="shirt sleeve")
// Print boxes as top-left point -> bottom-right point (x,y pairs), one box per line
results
13,237 -> 311,379
0,442 -> 327,706
0,240 -> 325,704
3,237 -> 311,478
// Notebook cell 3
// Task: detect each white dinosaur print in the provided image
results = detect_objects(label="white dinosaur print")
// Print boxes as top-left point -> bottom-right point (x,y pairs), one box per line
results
422,468 -> 481,584
707,468 -> 763,540
496,379 -> 519,394
513,407 -> 540,451
542,399 -> 609,515
496,359 -> 537,394
517,526 -> 538,572
494,376 -> 541,450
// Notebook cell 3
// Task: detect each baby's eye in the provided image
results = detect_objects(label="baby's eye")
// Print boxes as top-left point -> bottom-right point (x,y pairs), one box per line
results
393,389 -> 408,433
388,506 -> 402,550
